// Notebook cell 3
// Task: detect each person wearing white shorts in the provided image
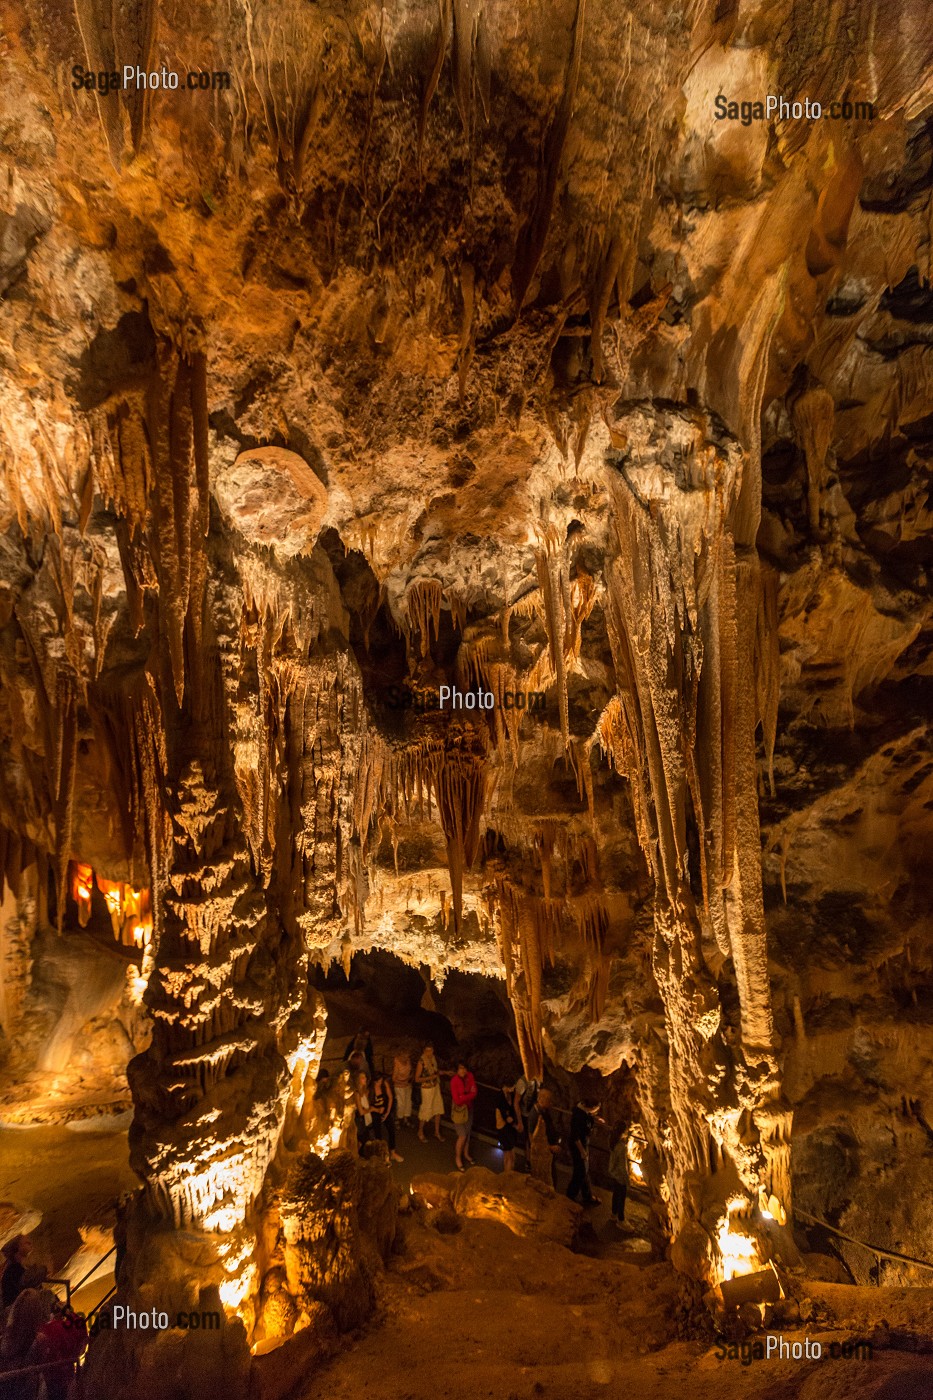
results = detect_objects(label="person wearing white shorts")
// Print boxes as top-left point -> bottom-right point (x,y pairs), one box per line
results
416,1044 -> 444,1140
393,1049 -> 414,1125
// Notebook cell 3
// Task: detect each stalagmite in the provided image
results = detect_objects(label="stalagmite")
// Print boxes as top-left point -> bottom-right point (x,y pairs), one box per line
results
601,403 -> 783,1275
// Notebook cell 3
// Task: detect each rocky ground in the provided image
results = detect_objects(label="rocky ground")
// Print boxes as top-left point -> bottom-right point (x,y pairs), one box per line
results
299,1193 -> 933,1400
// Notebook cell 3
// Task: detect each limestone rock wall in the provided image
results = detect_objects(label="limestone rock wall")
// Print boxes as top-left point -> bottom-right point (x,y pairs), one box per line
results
0,0 -> 929,1352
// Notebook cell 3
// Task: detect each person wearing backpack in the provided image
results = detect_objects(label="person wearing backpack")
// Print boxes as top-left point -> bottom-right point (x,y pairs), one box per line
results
566,1098 -> 601,1205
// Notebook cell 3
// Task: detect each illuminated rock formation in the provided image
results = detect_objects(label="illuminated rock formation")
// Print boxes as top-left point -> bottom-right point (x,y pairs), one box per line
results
0,0 -> 930,1388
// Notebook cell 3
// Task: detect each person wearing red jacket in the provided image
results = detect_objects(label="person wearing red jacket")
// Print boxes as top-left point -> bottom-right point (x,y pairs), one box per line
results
450,1061 -> 478,1171
33,1304 -> 88,1400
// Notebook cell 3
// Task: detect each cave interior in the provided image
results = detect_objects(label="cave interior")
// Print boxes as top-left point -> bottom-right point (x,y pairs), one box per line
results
0,0 -> 932,1396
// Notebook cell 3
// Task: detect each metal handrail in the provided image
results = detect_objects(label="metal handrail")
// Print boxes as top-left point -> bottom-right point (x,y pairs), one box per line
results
69,1245 -> 117,1298
795,1208 -> 933,1277
0,1356 -> 82,1386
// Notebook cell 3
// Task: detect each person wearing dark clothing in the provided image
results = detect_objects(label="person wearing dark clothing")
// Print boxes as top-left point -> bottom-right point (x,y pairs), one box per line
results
608,1126 -> 630,1224
1,1237 -> 32,1311
344,1030 -> 375,1077
0,1287 -> 56,1399
370,1071 -> 404,1161
528,1089 -> 560,1186
495,1084 -> 521,1172
567,1100 -> 600,1205
515,1075 -> 540,1166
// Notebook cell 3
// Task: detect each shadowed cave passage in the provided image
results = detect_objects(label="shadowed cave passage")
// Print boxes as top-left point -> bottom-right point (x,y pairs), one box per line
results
314,949 -> 642,1179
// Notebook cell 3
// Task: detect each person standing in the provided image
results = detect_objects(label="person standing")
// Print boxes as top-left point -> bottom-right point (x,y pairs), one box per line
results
528,1089 -> 560,1186
450,1060 -> 478,1171
515,1074 -> 540,1166
0,1287 -> 56,1398
416,1043 -> 444,1142
608,1124 -> 630,1225
354,1071 -> 375,1151
345,1029 -> 375,1077
567,1098 -> 600,1205
32,1304 -> 88,1400
370,1067 -> 404,1162
392,1048 -> 414,1127
495,1082 -> 521,1172
0,1236 -> 31,1312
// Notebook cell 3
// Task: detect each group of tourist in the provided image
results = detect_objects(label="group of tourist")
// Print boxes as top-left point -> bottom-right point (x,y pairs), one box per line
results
339,1030 -> 632,1220
0,1235 -> 86,1399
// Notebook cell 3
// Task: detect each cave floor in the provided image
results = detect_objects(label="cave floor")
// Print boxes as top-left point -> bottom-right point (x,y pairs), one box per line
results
375,1114 -> 656,1261
0,1122 -> 136,1278
299,1208 -> 933,1400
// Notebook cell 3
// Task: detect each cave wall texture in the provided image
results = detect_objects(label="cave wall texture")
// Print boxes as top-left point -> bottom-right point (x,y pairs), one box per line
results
0,0 -> 932,1377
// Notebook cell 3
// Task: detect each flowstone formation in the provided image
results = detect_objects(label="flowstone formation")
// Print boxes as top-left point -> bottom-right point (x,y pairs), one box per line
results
599,403 -> 790,1277
0,0 -> 931,1388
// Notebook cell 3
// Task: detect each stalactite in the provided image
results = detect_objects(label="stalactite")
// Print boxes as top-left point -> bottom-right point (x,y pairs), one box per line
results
188,353 -> 210,712
512,0 -> 586,310
405,580 -> 444,660
0,829 -> 36,907
577,895 -> 610,1022
791,383 -> 835,533
489,878 -> 554,1080
447,588 -> 467,635
755,564 -> 780,796
534,534 -> 570,745
452,0 -> 490,131
52,672 -> 78,933
417,0 -> 452,170
0,858 -> 37,1041
433,726 -> 487,935
146,346 -> 211,710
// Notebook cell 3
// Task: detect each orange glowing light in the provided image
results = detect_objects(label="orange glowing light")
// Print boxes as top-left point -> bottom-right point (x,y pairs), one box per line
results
71,862 -> 93,898
627,1128 -> 646,1182
70,862 -> 94,927
717,1201 -> 760,1283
